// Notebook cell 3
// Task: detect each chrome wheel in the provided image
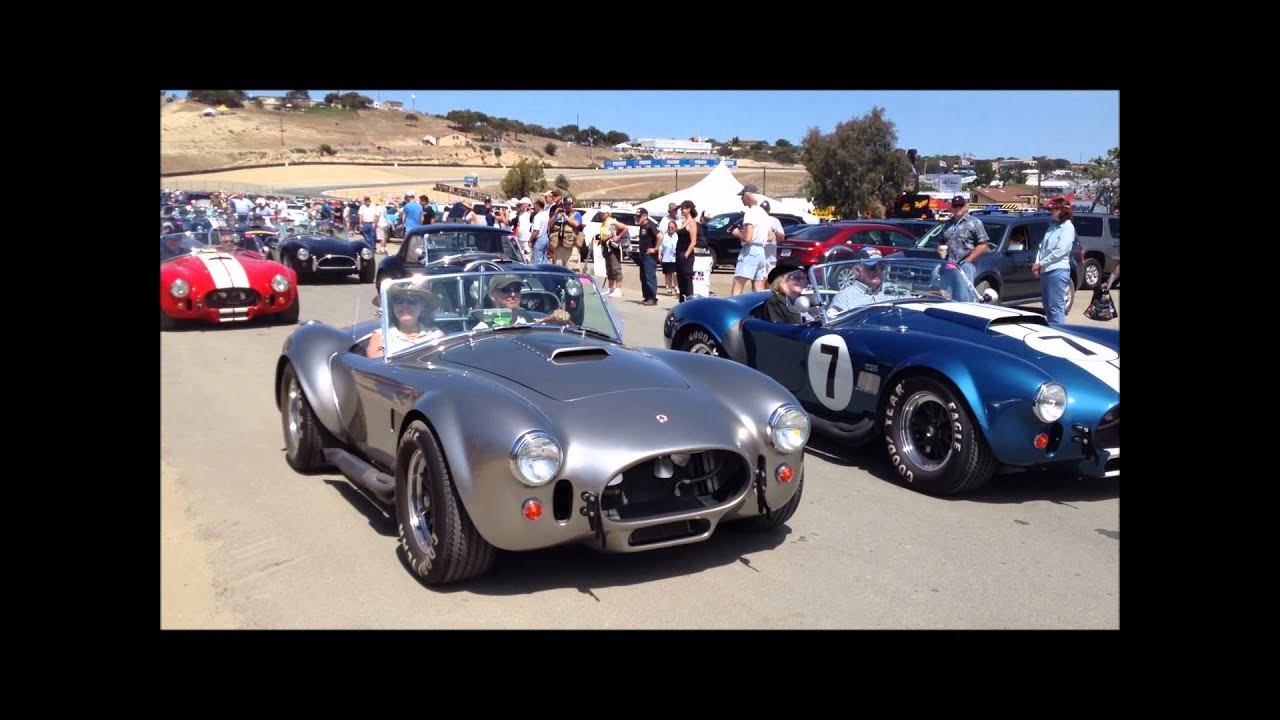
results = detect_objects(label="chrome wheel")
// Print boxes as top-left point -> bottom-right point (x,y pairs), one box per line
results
900,390 -> 954,472
1084,263 -> 1100,287
406,447 -> 434,550
286,376 -> 304,453
835,266 -> 855,289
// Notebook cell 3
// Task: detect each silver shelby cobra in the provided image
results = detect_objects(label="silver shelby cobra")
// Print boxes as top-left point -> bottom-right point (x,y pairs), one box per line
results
275,270 -> 810,585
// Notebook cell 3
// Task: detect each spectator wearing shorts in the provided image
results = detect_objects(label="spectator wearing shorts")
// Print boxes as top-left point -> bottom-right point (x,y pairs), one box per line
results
731,184 -> 770,295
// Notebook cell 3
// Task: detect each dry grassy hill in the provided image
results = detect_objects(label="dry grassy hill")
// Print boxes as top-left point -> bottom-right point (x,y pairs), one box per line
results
162,100 -> 635,174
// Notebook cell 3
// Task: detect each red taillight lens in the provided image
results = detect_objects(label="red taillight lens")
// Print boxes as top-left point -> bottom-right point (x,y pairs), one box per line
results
1034,434 -> 1049,450
522,499 -> 543,521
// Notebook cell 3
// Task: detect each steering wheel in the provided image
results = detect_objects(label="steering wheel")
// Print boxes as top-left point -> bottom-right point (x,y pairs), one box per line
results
464,259 -> 504,272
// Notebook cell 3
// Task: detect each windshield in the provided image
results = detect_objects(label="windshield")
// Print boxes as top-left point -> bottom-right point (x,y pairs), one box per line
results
706,214 -> 738,231
403,229 -> 520,263
161,230 -> 257,260
809,257 -> 980,322
377,270 -> 622,360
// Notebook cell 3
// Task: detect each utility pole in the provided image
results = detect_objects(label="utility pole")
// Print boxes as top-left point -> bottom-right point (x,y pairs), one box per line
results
763,166 -> 767,196
411,93 -> 416,113
675,167 -> 679,190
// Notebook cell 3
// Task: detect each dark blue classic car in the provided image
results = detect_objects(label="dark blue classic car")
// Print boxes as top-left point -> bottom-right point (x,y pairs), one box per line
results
663,256 -> 1119,496
375,223 -> 539,288
267,229 -> 377,283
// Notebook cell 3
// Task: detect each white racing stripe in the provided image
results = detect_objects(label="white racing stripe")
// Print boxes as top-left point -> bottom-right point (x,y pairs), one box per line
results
217,255 -> 252,288
898,302 -> 1034,320
195,252 -> 235,289
1076,359 -> 1120,392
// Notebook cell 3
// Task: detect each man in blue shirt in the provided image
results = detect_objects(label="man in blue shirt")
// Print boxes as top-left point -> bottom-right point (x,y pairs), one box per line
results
401,191 -> 424,232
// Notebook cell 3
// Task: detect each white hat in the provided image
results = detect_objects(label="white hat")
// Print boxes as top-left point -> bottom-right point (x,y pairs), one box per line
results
405,189 -> 417,197
599,205 -> 613,214
518,197 -> 531,204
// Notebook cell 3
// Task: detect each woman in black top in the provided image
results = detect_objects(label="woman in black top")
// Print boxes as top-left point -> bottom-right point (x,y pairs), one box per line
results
676,200 -> 698,301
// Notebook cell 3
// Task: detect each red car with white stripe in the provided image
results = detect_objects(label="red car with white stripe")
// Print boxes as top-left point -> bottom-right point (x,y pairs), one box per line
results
160,231 -> 299,330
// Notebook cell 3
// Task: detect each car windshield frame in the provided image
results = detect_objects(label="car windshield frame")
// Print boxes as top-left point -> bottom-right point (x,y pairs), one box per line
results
378,270 -> 622,361
808,256 -> 981,325
403,227 -> 521,264
161,230 -> 248,258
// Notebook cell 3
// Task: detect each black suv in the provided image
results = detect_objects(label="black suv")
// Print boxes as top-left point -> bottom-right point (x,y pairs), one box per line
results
911,210 -> 1083,314
703,211 -> 810,270
1070,213 -> 1119,289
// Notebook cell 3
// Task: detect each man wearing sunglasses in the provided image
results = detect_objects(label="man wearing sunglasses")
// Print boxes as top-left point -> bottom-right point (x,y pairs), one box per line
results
472,274 -> 570,330
827,247 -> 889,315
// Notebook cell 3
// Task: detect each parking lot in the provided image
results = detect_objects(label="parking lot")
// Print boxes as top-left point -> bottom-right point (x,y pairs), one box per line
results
161,250 -> 1119,629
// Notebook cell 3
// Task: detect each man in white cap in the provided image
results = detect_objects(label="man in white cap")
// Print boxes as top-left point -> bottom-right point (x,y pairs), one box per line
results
515,197 -> 532,261
730,183 -> 770,295
401,191 -> 423,233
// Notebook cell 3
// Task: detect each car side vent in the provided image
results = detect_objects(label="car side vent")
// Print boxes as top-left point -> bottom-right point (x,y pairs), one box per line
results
550,347 -> 610,363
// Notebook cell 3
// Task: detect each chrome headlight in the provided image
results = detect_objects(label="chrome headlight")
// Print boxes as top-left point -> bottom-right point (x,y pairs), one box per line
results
768,404 -> 810,453
510,431 -> 562,486
169,278 -> 190,298
360,247 -> 373,260
271,274 -> 291,293
296,247 -> 310,261
1033,382 -> 1067,423
564,277 -> 582,297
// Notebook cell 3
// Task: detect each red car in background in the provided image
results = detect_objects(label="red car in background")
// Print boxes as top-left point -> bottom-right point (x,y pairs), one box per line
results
160,230 -> 299,330
776,221 -> 923,269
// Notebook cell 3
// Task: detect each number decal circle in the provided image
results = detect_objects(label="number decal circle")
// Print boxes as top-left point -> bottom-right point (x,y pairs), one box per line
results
807,333 -> 855,411
1024,330 -> 1117,362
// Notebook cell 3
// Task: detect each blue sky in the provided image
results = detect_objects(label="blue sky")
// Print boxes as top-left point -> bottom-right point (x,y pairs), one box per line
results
170,90 -> 1118,161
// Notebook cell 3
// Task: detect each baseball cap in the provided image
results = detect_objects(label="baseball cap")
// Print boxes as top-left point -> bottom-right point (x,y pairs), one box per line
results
406,190 -> 416,197
950,195 -> 968,208
856,247 -> 883,266
599,205 -> 613,214
738,183 -> 760,196
635,207 -> 649,216
487,274 -> 523,294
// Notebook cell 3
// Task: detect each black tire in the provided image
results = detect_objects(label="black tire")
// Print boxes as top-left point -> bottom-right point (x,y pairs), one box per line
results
277,295 -> 300,324
160,307 -> 177,331
279,361 -> 331,472
882,374 -> 995,496
708,248 -> 719,270
287,255 -> 307,283
1081,258 -> 1102,290
740,475 -> 803,530
679,328 -> 724,357
395,420 -> 497,585
359,260 -> 376,284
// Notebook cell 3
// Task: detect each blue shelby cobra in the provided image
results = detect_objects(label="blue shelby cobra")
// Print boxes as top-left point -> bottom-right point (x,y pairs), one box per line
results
663,257 -> 1119,495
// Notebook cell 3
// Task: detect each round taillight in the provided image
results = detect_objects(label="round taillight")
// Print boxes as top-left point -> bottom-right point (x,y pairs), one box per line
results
522,499 -> 543,521
1034,434 -> 1049,450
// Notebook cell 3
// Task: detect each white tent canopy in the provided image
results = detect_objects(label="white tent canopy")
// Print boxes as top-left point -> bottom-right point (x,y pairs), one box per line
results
633,163 -> 816,222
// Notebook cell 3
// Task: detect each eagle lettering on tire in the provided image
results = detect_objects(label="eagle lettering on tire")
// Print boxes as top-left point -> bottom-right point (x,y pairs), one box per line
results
882,374 -> 996,496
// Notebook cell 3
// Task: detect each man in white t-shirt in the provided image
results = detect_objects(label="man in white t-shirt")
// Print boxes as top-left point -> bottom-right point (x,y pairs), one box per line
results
357,197 -> 381,246
731,184 -> 771,295
530,199 -> 551,264
515,197 -> 532,261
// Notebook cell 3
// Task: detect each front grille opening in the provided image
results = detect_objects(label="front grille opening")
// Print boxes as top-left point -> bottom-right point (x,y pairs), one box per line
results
553,479 -> 573,522
600,450 -> 747,521
318,257 -> 357,269
628,519 -> 711,547
205,289 -> 261,308
1096,405 -> 1119,448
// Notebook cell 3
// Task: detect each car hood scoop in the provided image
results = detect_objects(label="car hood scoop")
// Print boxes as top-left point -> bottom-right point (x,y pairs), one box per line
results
438,334 -> 687,400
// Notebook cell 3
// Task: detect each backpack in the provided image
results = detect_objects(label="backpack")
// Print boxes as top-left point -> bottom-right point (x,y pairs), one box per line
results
1084,285 -> 1117,321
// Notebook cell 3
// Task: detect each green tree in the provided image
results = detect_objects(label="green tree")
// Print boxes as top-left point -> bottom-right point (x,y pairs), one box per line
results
284,90 -> 310,108
188,90 -> 247,108
494,146 -> 502,159
1084,146 -> 1120,211
544,142 -> 557,156
500,159 -> 547,199
775,138 -> 792,148
555,174 -> 570,191
974,160 -> 995,187
646,190 -> 665,201
324,92 -> 340,107
998,166 -> 1027,185
799,106 -> 914,218
557,124 -> 579,141
605,131 -> 630,145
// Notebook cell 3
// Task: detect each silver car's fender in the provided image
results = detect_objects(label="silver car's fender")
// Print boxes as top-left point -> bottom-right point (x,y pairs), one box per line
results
276,321 -> 359,441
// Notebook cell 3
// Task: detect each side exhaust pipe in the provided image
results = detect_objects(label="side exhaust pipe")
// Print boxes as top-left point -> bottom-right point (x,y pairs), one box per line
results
323,448 -> 395,504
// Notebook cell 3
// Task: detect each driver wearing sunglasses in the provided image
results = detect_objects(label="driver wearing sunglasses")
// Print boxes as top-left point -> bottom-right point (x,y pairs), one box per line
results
472,274 -> 570,330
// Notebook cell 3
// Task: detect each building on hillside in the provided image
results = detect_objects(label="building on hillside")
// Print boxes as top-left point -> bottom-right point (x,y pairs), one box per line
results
437,133 -> 468,147
422,135 -> 437,145
632,138 -> 713,154
970,185 -> 1039,208
384,100 -> 404,111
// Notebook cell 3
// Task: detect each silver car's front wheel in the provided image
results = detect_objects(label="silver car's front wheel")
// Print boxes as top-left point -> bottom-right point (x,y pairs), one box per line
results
280,362 -> 330,472
394,420 -> 496,585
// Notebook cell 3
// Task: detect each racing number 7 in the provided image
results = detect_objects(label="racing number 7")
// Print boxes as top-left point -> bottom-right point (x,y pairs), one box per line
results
821,345 -> 840,399
1040,335 -> 1097,356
